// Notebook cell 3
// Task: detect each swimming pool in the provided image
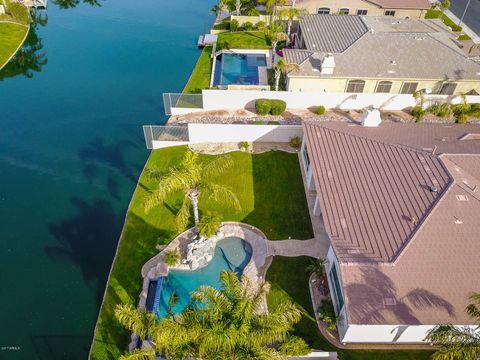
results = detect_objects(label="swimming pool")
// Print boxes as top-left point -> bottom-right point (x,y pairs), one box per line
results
151,237 -> 252,319
213,53 -> 267,86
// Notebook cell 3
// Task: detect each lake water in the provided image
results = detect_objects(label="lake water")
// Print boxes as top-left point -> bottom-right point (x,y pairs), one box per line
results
0,1 -> 214,358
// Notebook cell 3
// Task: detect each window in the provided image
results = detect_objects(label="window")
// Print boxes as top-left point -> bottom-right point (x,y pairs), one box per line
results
346,80 -> 365,93
329,265 -> 345,313
385,10 -> 396,16
376,81 -> 393,93
303,145 -> 310,169
339,8 -> 349,14
356,9 -> 368,15
317,7 -> 330,14
400,82 -> 418,94
438,82 -> 457,95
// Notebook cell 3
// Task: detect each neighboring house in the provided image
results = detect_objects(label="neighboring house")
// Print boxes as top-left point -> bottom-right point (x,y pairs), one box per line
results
284,0 -> 431,18
284,15 -> 480,95
301,121 -> 480,343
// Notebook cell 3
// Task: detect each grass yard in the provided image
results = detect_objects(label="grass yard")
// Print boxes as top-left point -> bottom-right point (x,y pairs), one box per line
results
267,256 -> 434,360
0,0 -> 30,24
90,146 -> 313,359
0,22 -> 28,69
425,9 -> 462,32
217,31 -> 270,50
183,46 -> 213,94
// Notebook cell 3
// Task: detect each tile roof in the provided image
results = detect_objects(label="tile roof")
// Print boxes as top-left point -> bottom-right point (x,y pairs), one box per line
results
292,16 -> 480,81
304,122 -> 480,326
299,15 -> 368,53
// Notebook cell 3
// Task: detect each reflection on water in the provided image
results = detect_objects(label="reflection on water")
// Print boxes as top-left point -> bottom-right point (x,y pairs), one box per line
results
52,0 -> 102,9
0,9 -> 47,81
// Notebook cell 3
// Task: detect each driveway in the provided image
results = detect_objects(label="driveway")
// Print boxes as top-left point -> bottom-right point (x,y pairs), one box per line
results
449,0 -> 480,35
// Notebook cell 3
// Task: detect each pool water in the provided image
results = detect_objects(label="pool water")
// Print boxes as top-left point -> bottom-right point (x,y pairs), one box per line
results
213,53 -> 267,86
154,237 -> 252,318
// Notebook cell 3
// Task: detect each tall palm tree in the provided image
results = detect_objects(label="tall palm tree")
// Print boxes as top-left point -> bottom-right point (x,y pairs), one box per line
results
273,58 -> 299,91
265,22 -> 288,61
425,292 -> 480,360
144,150 -> 240,231
280,8 -> 305,45
116,271 -> 305,359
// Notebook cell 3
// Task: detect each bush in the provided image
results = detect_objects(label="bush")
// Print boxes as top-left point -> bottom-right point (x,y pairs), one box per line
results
242,21 -> 253,31
164,249 -> 181,267
411,105 -> 425,122
239,141 -> 250,152
270,99 -> 287,115
290,136 -> 301,149
255,21 -> 266,30
213,19 -> 230,30
255,99 -> 271,115
469,103 -> 480,117
230,19 -> 239,32
456,113 -> 469,124
318,300 -> 338,333
279,336 -> 311,356
245,8 -> 260,16
427,103 -> 453,118
315,105 -> 326,115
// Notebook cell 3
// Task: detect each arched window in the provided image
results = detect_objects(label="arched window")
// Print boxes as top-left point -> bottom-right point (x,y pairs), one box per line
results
317,7 -> 330,14
339,8 -> 349,14
346,80 -> 366,93
376,81 -> 393,93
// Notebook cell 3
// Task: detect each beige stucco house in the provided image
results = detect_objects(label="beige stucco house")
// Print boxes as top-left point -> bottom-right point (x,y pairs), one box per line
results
285,0 -> 431,18
284,15 -> 480,95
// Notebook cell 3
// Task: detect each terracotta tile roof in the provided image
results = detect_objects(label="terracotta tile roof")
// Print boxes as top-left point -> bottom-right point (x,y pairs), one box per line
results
304,122 -> 480,326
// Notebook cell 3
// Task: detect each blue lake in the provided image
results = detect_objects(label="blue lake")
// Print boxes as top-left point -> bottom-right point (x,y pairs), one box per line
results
0,0 -> 214,358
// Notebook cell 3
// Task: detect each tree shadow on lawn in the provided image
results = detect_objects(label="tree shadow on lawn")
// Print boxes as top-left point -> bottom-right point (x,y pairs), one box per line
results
242,151 -> 313,240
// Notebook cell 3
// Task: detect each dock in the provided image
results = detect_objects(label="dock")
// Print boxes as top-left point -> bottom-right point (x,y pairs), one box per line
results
197,33 -> 218,47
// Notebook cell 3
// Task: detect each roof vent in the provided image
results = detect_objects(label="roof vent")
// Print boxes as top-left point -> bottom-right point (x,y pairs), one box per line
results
430,186 -> 438,193
383,298 -> 397,306
390,60 -> 397,65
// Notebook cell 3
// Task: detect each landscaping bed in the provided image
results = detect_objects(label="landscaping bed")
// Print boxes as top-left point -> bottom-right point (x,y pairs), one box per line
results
90,146 -> 313,359
266,256 -> 434,360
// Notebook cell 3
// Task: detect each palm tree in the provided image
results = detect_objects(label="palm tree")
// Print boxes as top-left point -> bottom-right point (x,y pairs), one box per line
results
144,150 -> 240,232
425,292 -> 480,360
264,22 -> 288,61
197,211 -> 222,238
280,8 -> 305,45
273,58 -> 299,91
115,304 -> 157,341
116,271 -> 305,359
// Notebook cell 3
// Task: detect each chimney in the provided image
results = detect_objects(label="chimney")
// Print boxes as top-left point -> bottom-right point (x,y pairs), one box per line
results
321,54 -> 335,75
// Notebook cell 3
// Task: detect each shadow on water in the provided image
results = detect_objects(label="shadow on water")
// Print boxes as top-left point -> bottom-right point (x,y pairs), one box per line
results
0,12 -> 47,81
46,197 -> 124,306
78,137 -> 139,183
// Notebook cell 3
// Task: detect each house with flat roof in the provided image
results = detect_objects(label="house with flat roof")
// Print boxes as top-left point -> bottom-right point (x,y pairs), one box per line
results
301,121 -> 480,343
284,15 -> 480,95
284,0 -> 430,18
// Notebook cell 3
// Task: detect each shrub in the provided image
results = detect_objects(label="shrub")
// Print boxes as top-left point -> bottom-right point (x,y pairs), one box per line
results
318,300 -> 338,333
270,99 -> 287,115
255,99 -> 271,115
255,21 -> 266,30
230,19 -> 239,32
198,212 -> 222,238
315,105 -> 326,115
245,8 -> 260,16
279,336 -> 311,356
239,141 -> 250,152
164,249 -> 181,267
427,103 -> 453,118
213,19 -> 230,30
469,103 -> 480,117
411,105 -> 425,122
290,136 -> 301,149
456,113 -> 469,124
242,21 -> 253,31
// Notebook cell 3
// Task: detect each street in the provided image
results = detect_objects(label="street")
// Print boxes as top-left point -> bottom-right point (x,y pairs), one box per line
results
449,0 -> 480,35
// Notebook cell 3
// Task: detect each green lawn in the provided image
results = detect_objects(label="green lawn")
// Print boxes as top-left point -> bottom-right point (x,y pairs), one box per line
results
90,146 -> 313,359
267,256 -> 434,360
183,46 -> 213,94
217,31 -> 270,50
425,9 -> 462,32
0,1 -> 30,24
0,22 -> 28,69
